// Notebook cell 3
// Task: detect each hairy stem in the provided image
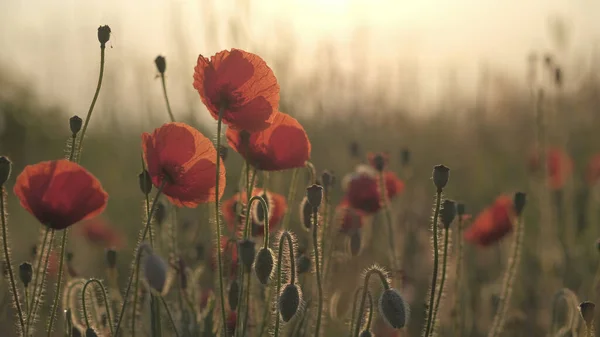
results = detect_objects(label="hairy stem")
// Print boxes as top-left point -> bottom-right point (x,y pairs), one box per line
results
82,278 -> 114,336
424,191 -> 442,337
214,106 -> 228,337
453,217 -> 465,336
273,232 -> 296,337
430,226 -> 451,336
47,229 -> 68,336
354,267 -> 391,337
312,208 -> 324,337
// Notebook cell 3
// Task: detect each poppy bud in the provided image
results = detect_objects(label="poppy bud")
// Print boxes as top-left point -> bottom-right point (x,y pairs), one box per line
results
254,247 -> 274,285
379,288 -> 410,329
19,262 -> 32,287
349,230 -> 362,256
514,192 -> 526,216
138,170 -> 152,195
66,251 -> 74,263
321,170 -> 334,191
373,154 -> 386,172
349,141 -> 360,158
154,55 -> 166,74
579,301 -> 595,326
97,25 -> 111,47
440,199 -> 456,229
72,328 -> 83,337
306,184 -> 323,210
300,198 -> 313,230
154,202 -> 167,227
359,330 -> 373,337
432,165 -> 450,192
400,148 -> 411,166
555,67 -> 562,87
456,203 -> 466,217
228,280 -> 240,310
218,145 -> 228,162
238,239 -> 256,270
85,328 -> 98,337
143,249 -> 168,293
0,156 -> 11,186
69,116 -> 82,136
106,249 -> 117,269
279,283 -> 301,322
296,254 -> 311,274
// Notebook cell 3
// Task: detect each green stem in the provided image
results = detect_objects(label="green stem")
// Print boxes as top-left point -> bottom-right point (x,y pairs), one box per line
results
161,296 -> 180,337
354,268 -> 391,337
0,188 -> 25,333
25,227 -> 52,336
68,134 -> 77,162
160,74 -> 175,122
312,208 -> 324,337
81,278 -> 114,336
424,191 -> 443,337
349,287 -> 364,337
453,217 -> 465,336
273,232 -> 296,337
364,291 -> 374,332
379,172 -> 399,276
76,45 -> 106,163
47,229 -> 68,336
241,273 -> 252,337
430,226 -> 451,336
151,295 -> 162,337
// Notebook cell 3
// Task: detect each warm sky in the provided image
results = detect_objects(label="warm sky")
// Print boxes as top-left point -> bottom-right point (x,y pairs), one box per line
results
0,0 -> 599,122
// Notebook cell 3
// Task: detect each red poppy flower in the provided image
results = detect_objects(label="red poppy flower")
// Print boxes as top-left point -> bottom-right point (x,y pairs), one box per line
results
343,166 -> 405,214
226,112 -> 311,171
528,147 -> 573,190
464,196 -> 515,246
222,188 -> 287,237
142,122 -> 226,207
210,236 -> 238,278
587,154 -> 600,185
13,160 -> 108,230
367,152 -> 390,170
193,49 -> 279,132
335,200 -> 366,234
76,218 -> 124,249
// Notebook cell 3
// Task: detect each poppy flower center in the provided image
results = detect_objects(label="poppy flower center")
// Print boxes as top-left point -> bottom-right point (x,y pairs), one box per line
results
216,86 -> 241,111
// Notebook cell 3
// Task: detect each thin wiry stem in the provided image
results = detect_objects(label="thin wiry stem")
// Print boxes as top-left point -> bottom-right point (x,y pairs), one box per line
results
273,232 -> 296,337
68,135 -> 77,162
424,191 -> 443,337
25,227 -> 51,336
241,273 -> 252,337
349,287 -> 365,337
161,296 -> 180,337
160,74 -> 175,122
354,267 -> 391,337
81,278 -> 114,336
430,225 -> 451,336
76,45 -> 106,163
312,208 -> 324,337
364,291 -> 374,332
379,172 -> 399,276
0,187 -> 25,334
453,217 -> 465,336
47,229 -> 68,336
214,106 -> 228,336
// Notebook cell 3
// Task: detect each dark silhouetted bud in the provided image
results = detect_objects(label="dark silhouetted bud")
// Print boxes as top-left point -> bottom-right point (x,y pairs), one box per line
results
85,328 -> 98,337
300,198 -> 313,230
66,251 -> 74,263
349,141 -> 360,158
238,239 -> 256,270
400,148 -> 411,166
106,249 -> 117,269
555,67 -> 562,87
195,243 -> 205,260
154,202 -> 167,226
69,116 -> 82,135
139,170 -> 152,195
155,55 -> 166,74
349,231 -> 361,256
228,280 -> 240,310
296,255 -> 311,274
359,330 -> 373,337
143,248 -> 168,293
544,53 -> 553,67
306,184 -> 323,210
0,156 -> 11,186
254,247 -> 274,285
373,154 -> 386,172
72,327 -> 83,337
432,165 -> 450,192
456,203 -> 466,217
514,192 -> 526,216
321,170 -> 334,191
19,262 -> 32,287
30,245 -> 37,258
218,145 -> 228,162
97,25 -> 111,47
279,283 -> 301,322
379,288 -> 410,329
579,301 -> 595,327
440,199 -> 456,229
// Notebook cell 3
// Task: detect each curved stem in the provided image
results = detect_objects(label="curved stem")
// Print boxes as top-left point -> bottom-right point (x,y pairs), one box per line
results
305,162 -> 316,185
161,296 -> 180,337
25,228 -> 51,336
312,208 -> 324,337
160,74 -> 175,122
424,191 -> 443,337
430,226 -> 451,336
0,188 -> 25,333
273,231 -> 296,337
76,45 -> 106,163
379,172 -> 399,276
453,217 -> 465,336
282,169 -> 299,231
47,229 -> 68,336
82,278 -> 114,336
354,267 -> 391,337
364,291 -> 374,332
349,287 -> 365,337
214,106 -> 228,336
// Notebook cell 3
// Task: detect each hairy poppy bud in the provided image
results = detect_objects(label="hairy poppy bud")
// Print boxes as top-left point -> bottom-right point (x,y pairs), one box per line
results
306,184 -> 323,210
297,254 -> 311,274
432,165 -> 450,192
440,199 -> 456,229
379,288 -> 410,329
279,283 -> 301,322
69,116 -> 82,136
238,239 -> 256,270
456,203 -> 466,217
85,328 -> 98,337
254,247 -> 274,285
154,55 -> 166,74
373,154 -> 386,172
143,249 -> 168,293
359,330 -> 373,337
349,230 -> 361,256
139,170 -> 152,195
514,192 -> 526,216
321,170 -> 334,189
228,280 -> 240,310
154,202 -> 167,227
0,156 -> 11,186
400,148 -> 411,167
19,262 -> 32,287
218,145 -> 228,162
106,249 -> 117,269
579,301 -> 595,327
300,198 -> 313,230
97,25 -> 111,47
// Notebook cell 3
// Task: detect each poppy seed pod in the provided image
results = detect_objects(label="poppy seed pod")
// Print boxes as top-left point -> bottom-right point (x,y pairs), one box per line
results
155,55 -> 166,74
440,199 -> 456,229
238,239 -> 256,270
321,170 -> 334,190
254,247 -> 274,285
19,262 -> 32,287
379,288 -> 410,329
0,156 -> 11,186
400,148 -> 411,167
579,301 -> 595,326
432,165 -> 450,192
359,330 -> 373,337
279,283 -> 301,323
97,25 -> 111,46
373,154 -> 386,172
456,203 -> 466,217
143,249 -> 168,293
300,198 -> 313,230
306,184 -> 323,210
514,192 -> 526,216
228,280 -> 240,310
296,254 -> 311,274
106,249 -> 117,269
69,116 -> 82,136
85,328 -> 98,337
138,170 -> 152,195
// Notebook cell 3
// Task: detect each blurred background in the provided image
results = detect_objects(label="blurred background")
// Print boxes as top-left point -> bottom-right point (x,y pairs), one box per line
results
2,0 -> 600,336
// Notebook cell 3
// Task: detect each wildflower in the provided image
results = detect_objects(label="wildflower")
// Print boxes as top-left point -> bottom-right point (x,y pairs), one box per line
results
193,49 -> 279,132
254,247 -> 274,285
343,165 -> 404,214
464,196 -> 515,246
76,218 -> 124,249
142,122 -> 226,207
528,147 -> 573,190
226,112 -> 310,170
222,189 -> 287,237
335,201 -> 366,234
14,160 -> 108,230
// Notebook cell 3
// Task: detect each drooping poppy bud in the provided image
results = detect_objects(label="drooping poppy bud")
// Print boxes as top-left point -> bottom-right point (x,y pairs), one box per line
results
254,247 -> 274,285
0,156 -> 11,186
296,254 -> 311,274
432,165 -> 450,192
19,262 -> 32,287
69,116 -> 82,136
378,288 -> 410,329
279,283 -> 301,322
155,56 -> 166,74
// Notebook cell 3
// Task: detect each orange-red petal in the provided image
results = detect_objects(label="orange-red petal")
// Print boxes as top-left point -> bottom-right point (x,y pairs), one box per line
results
464,196 -> 514,246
